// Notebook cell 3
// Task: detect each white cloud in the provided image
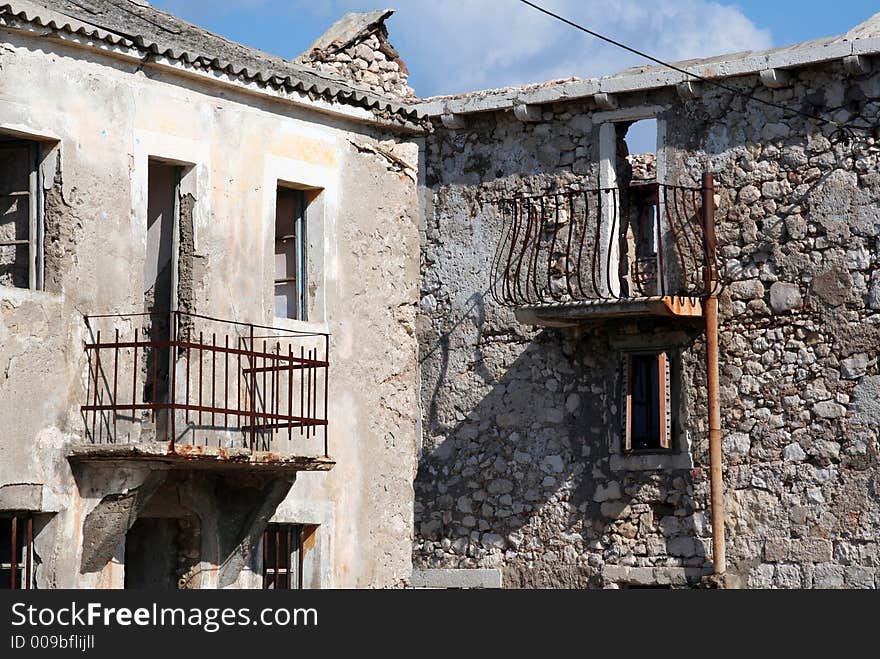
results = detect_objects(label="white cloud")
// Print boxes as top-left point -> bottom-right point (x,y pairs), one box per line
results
298,0 -> 773,97
157,0 -> 773,97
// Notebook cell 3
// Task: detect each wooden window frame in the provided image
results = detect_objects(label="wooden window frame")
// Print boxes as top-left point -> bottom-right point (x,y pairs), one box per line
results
1,513 -> 34,590
623,350 -> 672,453
0,140 -> 43,291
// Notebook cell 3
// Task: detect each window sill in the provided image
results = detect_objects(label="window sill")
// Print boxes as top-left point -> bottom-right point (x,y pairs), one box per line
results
272,316 -> 329,336
610,451 -> 694,472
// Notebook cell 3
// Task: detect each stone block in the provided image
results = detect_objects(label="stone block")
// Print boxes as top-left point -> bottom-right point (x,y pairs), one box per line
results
769,282 -> 803,314
410,569 -> 503,589
844,567 -> 875,589
812,564 -> 845,589
764,537 -> 790,562
790,538 -> 833,563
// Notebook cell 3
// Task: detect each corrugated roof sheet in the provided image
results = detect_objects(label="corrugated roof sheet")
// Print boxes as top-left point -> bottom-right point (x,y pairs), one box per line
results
0,0 -> 425,123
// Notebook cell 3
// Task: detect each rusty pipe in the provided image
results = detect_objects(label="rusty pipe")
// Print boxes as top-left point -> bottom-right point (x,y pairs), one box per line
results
702,172 -> 726,577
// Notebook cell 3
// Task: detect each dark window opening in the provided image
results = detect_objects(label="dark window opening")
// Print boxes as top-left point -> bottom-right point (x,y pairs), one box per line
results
274,188 -> 307,320
1,514 -> 34,590
262,523 -> 303,590
625,352 -> 671,452
0,139 -> 42,290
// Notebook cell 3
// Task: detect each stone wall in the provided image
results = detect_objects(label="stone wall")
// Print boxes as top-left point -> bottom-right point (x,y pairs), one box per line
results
416,61 -> 880,588
298,10 -> 414,100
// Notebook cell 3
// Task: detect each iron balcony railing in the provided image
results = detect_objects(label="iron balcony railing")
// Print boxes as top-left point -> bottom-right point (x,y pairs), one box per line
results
81,311 -> 329,457
490,177 -> 720,308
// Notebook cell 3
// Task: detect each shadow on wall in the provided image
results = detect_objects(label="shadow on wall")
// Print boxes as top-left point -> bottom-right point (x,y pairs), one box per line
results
73,467 -> 292,589
414,303 -> 710,589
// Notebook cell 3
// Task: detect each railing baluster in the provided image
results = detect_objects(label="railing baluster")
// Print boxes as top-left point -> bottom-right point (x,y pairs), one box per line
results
249,326 -> 256,451
198,330 -> 204,431
273,342 -> 281,445
112,328 -> 119,441
323,335 -> 329,458
132,328 -> 138,434
92,331 -> 101,442
237,336 -> 242,442
262,529 -> 269,590
25,516 -> 32,590
224,335 -> 229,430
262,339 -> 268,448
150,325 -> 158,424
10,515 -> 17,590
288,344 -> 293,442
306,348 -> 313,440
170,313 -> 176,449
211,333 -> 217,431
185,338 -> 191,427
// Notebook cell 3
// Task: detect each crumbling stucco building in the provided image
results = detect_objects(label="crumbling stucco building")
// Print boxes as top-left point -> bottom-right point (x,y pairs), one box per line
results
0,0 -> 425,589
2,2 -> 880,590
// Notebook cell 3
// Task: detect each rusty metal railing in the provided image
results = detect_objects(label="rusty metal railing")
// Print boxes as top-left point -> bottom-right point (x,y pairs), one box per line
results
489,179 -> 720,308
81,311 -> 329,457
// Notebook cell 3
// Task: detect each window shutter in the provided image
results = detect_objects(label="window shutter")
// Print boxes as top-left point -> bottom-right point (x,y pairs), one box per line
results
623,354 -> 633,452
658,351 -> 671,450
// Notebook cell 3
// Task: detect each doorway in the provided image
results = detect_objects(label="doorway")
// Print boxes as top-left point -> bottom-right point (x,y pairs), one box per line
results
143,160 -> 181,438
124,516 -> 200,589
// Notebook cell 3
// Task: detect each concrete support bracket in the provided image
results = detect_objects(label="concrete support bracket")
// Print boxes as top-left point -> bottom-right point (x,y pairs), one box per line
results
593,92 -> 618,110
843,55 -> 872,76
759,68 -> 792,89
513,103 -> 543,123
440,112 -> 467,130
676,81 -> 703,100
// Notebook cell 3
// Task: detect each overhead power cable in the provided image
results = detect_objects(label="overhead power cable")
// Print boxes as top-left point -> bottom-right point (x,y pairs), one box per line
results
517,0 -> 877,140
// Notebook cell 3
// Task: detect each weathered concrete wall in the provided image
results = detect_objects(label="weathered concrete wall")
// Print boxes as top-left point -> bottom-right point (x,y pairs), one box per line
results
417,62 -> 880,588
0,27 -> 421,588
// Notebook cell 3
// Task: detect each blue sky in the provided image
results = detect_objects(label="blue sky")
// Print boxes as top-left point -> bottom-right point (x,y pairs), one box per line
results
152,1 -> 879,97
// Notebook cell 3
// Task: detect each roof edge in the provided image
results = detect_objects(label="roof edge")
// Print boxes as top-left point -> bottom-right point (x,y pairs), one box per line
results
0,1 -> 427,128
416,23 -> 880,119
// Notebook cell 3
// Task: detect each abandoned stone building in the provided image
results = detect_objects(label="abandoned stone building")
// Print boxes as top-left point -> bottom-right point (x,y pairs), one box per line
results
1,2 -> 879,590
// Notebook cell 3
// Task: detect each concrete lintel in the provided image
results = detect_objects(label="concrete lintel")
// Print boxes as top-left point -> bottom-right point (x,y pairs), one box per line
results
676,80 -> 702,100
843,55 -> 872,76
0,483 -> 61,513
411,569 -> 503,589
440,112 -> 467,130
759,68 -> 792,89
513,103 -> 543,123
592,104 -> 668,124
593,92 -> 618,110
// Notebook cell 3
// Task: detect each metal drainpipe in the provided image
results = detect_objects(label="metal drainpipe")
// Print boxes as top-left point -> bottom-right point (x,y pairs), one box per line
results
702,172 -> 726,578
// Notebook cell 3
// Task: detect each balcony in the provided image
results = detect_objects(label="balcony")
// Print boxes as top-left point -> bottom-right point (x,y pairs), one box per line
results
74,312 -> 333,473
490,177 -> 719,326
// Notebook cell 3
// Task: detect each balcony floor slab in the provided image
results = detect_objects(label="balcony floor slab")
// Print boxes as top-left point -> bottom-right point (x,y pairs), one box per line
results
515,296 -> 704,327
68,443 -> 335,474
